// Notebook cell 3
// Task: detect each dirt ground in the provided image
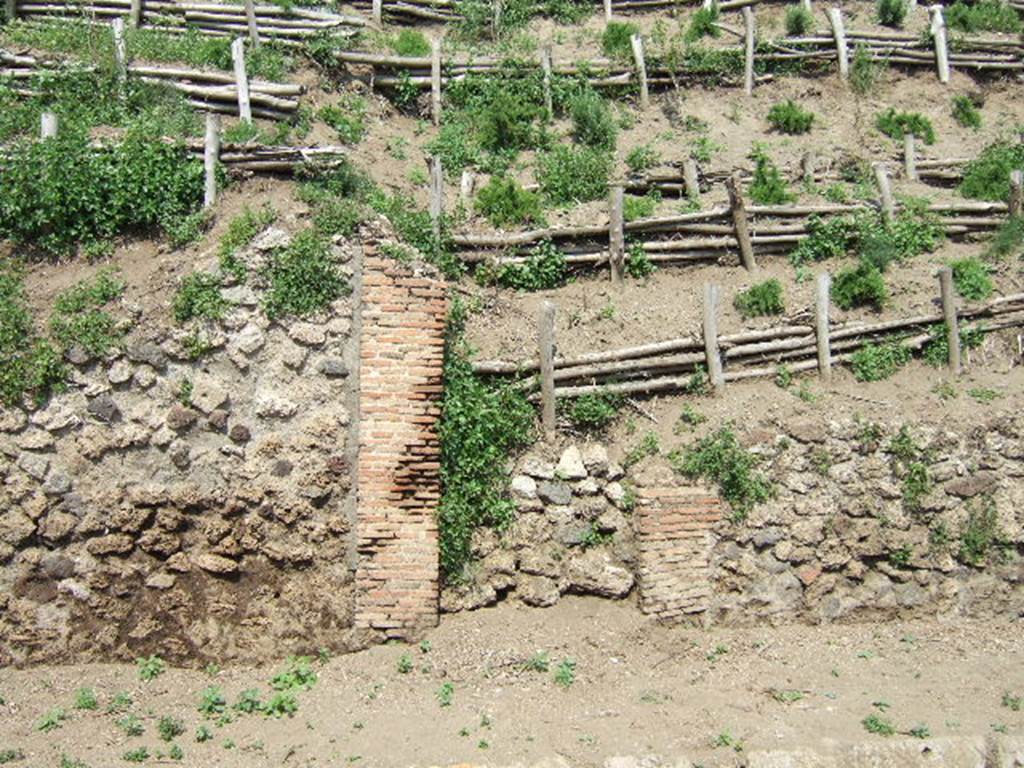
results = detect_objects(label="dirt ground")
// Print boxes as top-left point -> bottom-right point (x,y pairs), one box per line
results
1,598 -> 1022,767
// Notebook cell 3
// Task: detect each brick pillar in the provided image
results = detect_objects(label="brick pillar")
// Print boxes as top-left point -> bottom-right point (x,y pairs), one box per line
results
636,485 -> 721,618
355,242 -> 447,639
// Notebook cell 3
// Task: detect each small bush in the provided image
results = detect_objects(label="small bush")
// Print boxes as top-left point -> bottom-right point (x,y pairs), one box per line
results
218,204 -> 277,277
391,29 -> 431,56
832,262 -> 887,310
73,688 -> 98,710
623,191 -> 660,222
850,45 -> 878,97
157,716 -> 185,742
922,323 -> 984,367
875,108 -> 936,145
749,151 -> 795,204
946,0 -> 1021,33
565,391 -> 624,431
959,497 -> 1009,565
262,230 -> 348,319
625,144 -> 660,173
197,687 -> 227,718
734,279 -> 785,318
137,655 -> 166,681
625,242 -> 655,278
951,94 -> 982,130
986,216 -> 1024,260
173,272 -> 225,324
850,340 -> 910,381
767,100 -> 814,134
670,427 -> 773,520
477,91 -> 545,154
270,656 -> 318,692
951,257 -> 993,300
318,96 -> 367,144
537,145 -> 612,205
496,241 -> 568,291
475,176 -> 544,227
784,4 -> 814,35
959,141 -> 1024,201
877,0 -> 908,27
601,21 -> 639,59
569,89 -> 617,150
686,2 -> 721,42
49,270 -> 126,358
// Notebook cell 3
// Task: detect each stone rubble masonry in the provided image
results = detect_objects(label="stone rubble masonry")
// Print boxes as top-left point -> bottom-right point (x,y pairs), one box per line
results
354,242 -> 448,639
637,485 -> 721,618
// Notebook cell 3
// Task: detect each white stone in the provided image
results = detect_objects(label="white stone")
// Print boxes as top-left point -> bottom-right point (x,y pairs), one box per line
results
255,396 -> 298,419
581,443 -> 609,476
606,461 -> 625,481
133,367 -> 156,389
107,359 -> 133,385
30,403 -> 78,432
232,324 -> 266,356
604,481 -> 626,505
575,477 -> 600,496
288,322 -> 327,347
556,445 -> 587,480
190,373 -> 229,415
511,475 -> 538,499
221,285 -> 259,306
521,456 -> 555,479
251,227 -> 291,252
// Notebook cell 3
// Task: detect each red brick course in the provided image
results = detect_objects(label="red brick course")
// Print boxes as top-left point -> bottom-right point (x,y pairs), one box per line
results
636,486 -> 721,618
354,245 -> 448,639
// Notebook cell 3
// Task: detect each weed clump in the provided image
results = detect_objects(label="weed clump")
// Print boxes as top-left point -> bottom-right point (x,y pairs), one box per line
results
951,94 -> 982,130
946,0 -> 1021,33
877,0 -> 908,27
959,141 -> 1024,201
565,391 -> 624,431
767,100 -> 814,134
262,231 -> 348,320
850,340 -> 910,381
495,241 -> 568,291
784,4 -> 814,35
475,176 -> 544,227
734,279 -> 785,318
686,2 -> 721,42
537,145 -> 612,205
832,263 -> 887,310
569,89 -> 617,150
749,150 -> 795,204
875,108 -> 936,145
951,257 -> 993,300
601,21 -> 639,59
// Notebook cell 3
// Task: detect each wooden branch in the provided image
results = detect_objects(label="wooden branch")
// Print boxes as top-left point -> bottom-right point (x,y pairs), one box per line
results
539,301 -> 557,440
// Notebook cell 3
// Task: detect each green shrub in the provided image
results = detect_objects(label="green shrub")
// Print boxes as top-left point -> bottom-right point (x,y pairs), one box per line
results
850,340 -> 910,381
439,300 -> 534,581
623,191 -> 660,222
270,656 -> 317,692
391,29 -> 431,56
262,230 -> 348,319
73,688 -> 98,711
832,262 -> 887,310
790,207 -> 942,268
601,21 -> 639,59
950,257 -> 993,300
749,151 -> 795,204
569,89 -> 617,150
625,144 -> 660,173
951,94 -> 982,130
49,270 -> 126,358
625,242 -> 655,278
734,279 -> 785,318
875,108 -> 936,145
318,96 -> 367,144
173,272 -> 225,324
686,2 -> 721,42
217,204 -> 277,278
477,91 -> 546,154
669,427 -> 773,520
0,126 -> 203,254
850,45 -> 878,96
496,241 -> 568,290
537,145 -> 612,205
767,100 -> 815,134
784,4 -> 814,35
877,0 -> 908,27
565,391 -> 624,431
958,497 -> 1009,566
986,215 -> 1024,259
157,716 -> 185,742
922,322 -> 984,367
959,141 -> 1024,201
475,176 -> 544,227
946,0 -> 1021,33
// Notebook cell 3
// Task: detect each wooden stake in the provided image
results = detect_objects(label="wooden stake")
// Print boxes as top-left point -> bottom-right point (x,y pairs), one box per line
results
726,174 -> 756,271
459,170 -> 475,204
826,7 -> 848,81
603,0 -> 612,21
244,0 -> 259,45
874,163 -> 894,223
129,0 -> 142,27
742,6 -> 755,96
801,153 -> 816,184
683,158 -> 701,204
204,112 -> 220,209
539,301 -> 557,440
815,272 -> 832,383
429,155 -> 443,240
801,0 -> 812,11
904,133 -> 917,180
702,283 -> 725,395
1009,169 -> 1023,218
630,34 -> 648,110
938,267 -> 960,374
541,45 -> 553,119
609,185 -> 625,287
431,37 -> 442,126
111,17 -> 127,86
4,0 -> 16,22
231,37 -> 252,122
40,110 -> 58,139
372,0 -> 382,23
930,5 -> 950,84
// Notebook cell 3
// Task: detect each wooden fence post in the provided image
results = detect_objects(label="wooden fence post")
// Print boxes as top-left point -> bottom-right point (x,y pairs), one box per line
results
630,34 -> 648,110
815,272 -> 832,383
539,301 -> 557,440
203,112 -> 220,209
459,170 -> 475,204
4,0 -> 16,22
429,155 -> 443,240
702,284 -> 725,395
801,152 -> 816,184
801,0 -> 812,11
938,267 -> 960,374
742,6 -> 755,96
111,17 -> 127,87
541,45 -> 553,119
371,0 -> 382,24
40,110 -> 58,139
129,0 -> 142,27
826,7 -> 848,81
609,185 -> 625,287
726,174 -> 756,271
603,0 -> 612,21
930,5 -> 950,84
874,163 -> 894,223
1009,169 -> 1023,218
683,158 -> 701,204
904,133 -> 917,180
231,37 -> 252,122
431,37 -> 442,126
244,0 -> 259,45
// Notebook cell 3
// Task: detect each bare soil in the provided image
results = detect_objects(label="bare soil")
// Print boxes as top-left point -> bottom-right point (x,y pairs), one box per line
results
1,598 -> 1022,767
